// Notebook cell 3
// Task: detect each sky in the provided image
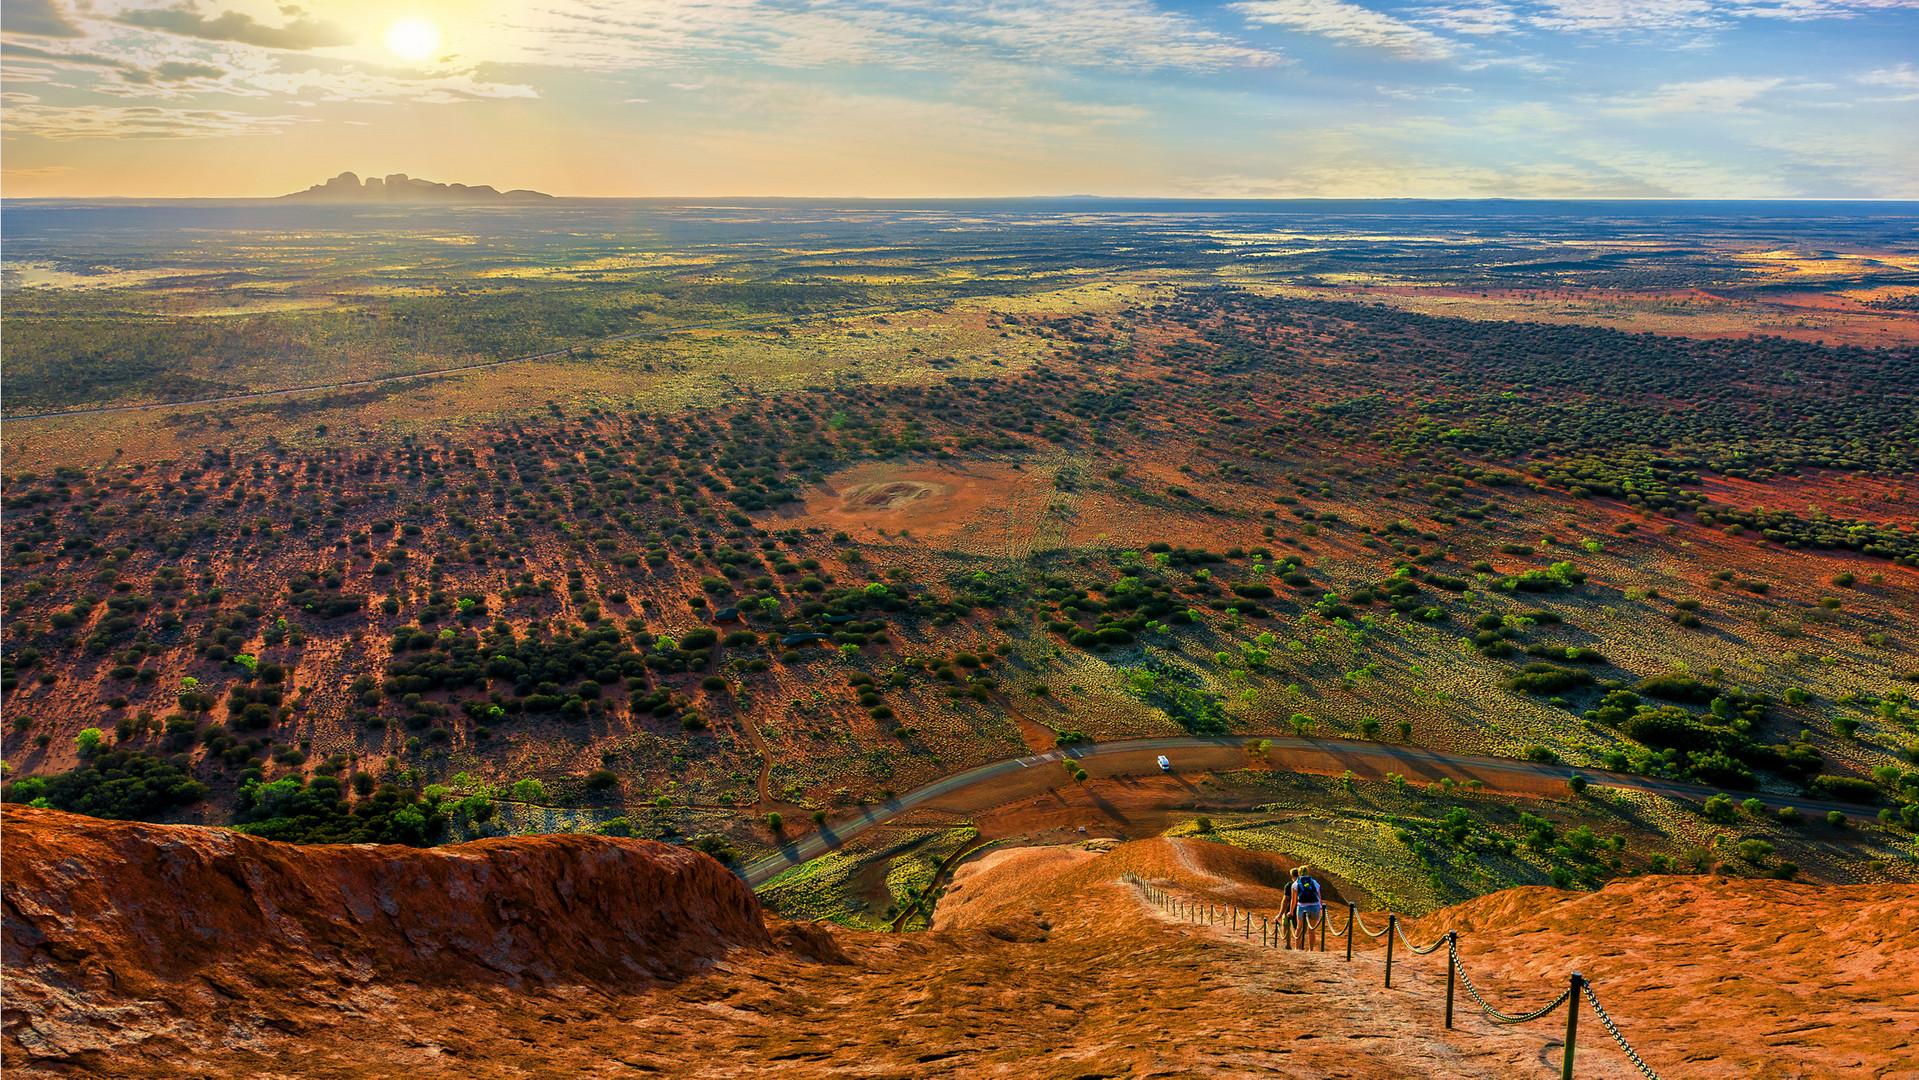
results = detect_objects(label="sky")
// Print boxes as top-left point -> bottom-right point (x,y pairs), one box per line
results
1,0 -> 1915,198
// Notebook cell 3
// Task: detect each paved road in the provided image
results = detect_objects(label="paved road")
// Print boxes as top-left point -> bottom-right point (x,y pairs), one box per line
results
738,735 -> 1875,888
4,299 -> 951,422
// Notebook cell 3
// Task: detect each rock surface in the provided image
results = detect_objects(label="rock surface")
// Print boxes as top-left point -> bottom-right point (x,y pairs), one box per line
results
4,812 -> 1912,1078
3,807 -> 766,1070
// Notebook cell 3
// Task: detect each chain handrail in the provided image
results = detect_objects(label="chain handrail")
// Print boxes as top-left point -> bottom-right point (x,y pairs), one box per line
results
1450,937 -> 1572,1025
1582,982 -> 1664,1080
1125,876 -> 1664,1079
1396,920 -> 1449,955
1351,909 -> 1390,938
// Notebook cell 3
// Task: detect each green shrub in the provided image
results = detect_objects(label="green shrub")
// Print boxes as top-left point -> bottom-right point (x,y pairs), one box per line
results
75,728 -> 106,758
694,834 -> 737,862
1811,775 -> 1879,804
1504,663 -> 1594,695
1633,675 -> 1715,703
2,749 -> 206,820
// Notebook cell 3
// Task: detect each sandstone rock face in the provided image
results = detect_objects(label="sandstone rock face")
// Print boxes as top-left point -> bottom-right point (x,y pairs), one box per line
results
5,818 -> 1912,1079
3,807 -> 767,1068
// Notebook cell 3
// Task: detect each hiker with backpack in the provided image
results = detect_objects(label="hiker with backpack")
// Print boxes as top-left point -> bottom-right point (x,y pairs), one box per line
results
1286,866 -> 1325,947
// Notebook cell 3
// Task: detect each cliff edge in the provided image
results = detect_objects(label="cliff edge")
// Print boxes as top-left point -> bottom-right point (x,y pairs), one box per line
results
2,806 -> 766,1068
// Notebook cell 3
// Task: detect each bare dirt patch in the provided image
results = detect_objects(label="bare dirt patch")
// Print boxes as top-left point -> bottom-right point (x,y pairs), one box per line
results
840,479 -> 948,512
783,462 -> 1050,549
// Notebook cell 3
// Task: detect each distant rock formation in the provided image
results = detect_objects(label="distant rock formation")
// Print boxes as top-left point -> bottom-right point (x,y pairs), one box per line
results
280,171 -> 554,203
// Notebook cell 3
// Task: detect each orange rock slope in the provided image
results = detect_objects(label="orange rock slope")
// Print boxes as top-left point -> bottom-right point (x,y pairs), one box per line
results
4,809 -> 1913,1079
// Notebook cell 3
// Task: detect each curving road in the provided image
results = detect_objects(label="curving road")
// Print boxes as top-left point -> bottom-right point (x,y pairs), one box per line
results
739,735 -> 1875,887
4,299 -> 953,422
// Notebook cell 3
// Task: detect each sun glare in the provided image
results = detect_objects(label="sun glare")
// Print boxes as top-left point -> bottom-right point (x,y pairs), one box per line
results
384,17 -> 441,63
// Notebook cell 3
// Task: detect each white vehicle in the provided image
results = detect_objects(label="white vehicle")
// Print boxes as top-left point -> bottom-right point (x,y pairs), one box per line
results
1157,755 -> 1172,772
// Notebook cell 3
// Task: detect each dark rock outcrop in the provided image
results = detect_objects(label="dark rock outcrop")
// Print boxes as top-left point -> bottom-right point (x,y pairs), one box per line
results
280,171 -> 553,203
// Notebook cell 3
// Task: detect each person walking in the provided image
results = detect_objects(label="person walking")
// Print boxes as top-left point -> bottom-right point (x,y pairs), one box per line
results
1287,866 -> 1325,946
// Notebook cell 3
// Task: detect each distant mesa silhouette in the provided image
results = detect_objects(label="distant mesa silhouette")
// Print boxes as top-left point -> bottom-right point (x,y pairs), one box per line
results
281,171 -> 554,203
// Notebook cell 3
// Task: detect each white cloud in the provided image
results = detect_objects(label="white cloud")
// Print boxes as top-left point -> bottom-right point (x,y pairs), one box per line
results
1412,1 -> 1520,34
1725,0 -> 1919,19
1857,62 -> 1919,100
246,64 -> 538,103
1,102 -> 314,139
1233,0 -> 1456,58
1527,0 -> 1720,33
1525,0 -> 1919,34
497,0 -> 1279,74
1606,75 -> 1801,114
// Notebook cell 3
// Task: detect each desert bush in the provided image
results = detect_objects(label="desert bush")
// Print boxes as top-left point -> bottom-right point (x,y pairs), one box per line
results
2,749 -> 206,820
1811,775 -> 1878,804
1505,663 -> 1594,695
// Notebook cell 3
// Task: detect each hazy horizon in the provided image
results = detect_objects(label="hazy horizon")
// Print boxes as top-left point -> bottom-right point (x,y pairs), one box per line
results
4,0 -> 1916,201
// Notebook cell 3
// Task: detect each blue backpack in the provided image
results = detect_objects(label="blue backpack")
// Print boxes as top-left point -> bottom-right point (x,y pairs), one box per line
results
1295,876 -> 1320,906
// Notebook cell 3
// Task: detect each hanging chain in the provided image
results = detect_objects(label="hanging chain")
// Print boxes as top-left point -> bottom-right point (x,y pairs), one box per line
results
1130,876 -> 1661,1076
1450,939 -> 1573,1025
1395,921 -> 1448,955
1352,910 -> 1390,938
1583,982 -> 1664,1080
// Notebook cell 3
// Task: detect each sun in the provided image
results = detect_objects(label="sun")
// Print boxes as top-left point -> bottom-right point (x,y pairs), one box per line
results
383,17 -> 441,62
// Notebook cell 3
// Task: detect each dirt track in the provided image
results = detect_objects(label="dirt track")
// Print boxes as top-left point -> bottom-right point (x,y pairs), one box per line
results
743,735 -> 1878,887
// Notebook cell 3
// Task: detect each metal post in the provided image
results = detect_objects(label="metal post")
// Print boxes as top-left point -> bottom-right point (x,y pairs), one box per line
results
1262,916 -> 1269,947
1562,973 -> 1583,1080
1444,932 -> 1457,1029
1385,914 -> 1397,988
1346,903 -> 1355,962
1320,912 -> 1327,952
